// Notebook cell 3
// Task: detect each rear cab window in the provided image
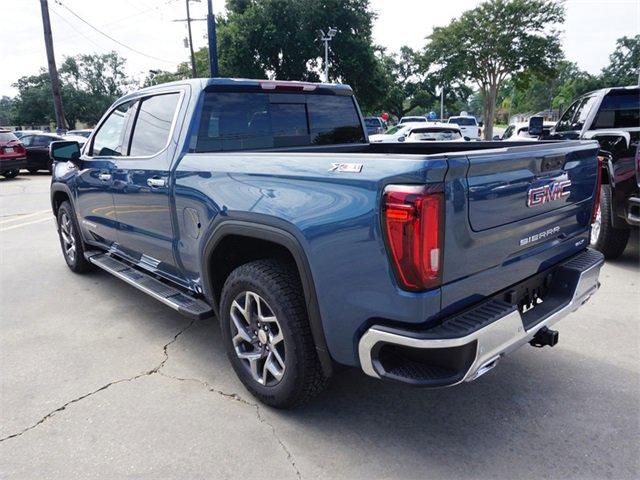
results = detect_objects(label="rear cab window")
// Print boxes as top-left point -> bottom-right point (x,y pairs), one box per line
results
593,89 -> 639,129
195,90 -> 364,152
0,132 -> 18,142
448,117 -> 477,126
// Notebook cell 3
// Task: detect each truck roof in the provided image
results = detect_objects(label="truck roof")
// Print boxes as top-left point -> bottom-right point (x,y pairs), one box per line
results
123,77 -> 353,102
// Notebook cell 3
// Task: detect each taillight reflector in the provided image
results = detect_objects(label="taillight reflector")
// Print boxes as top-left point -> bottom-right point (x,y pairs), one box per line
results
382,185 -> 444,291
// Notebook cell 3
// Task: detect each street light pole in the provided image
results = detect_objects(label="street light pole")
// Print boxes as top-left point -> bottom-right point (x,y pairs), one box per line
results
318,27 -> 337,83
440,86 -> 444,121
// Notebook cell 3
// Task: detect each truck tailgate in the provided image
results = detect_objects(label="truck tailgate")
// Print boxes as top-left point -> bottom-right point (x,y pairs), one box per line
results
440,140 -> 600,312
467,142 -> 599,231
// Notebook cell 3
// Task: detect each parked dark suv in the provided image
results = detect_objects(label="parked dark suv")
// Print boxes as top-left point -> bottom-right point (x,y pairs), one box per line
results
549,86 -> 639,259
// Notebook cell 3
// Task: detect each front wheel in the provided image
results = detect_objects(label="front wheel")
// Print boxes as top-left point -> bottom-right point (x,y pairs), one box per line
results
590,185 -> 629,259
219,259 -> 328,408
57,201 -> 94,273
2,170 -> 19,178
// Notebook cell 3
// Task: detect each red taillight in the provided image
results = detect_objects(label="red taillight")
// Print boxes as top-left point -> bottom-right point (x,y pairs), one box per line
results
382,185 -> 443,291
591,154 -> 605,223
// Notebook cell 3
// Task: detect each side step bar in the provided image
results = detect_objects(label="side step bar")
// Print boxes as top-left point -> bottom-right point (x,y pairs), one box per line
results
85,252 -> 213,319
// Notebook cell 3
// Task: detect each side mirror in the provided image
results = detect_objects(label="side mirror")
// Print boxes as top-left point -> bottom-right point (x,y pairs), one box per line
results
50,141 -> 80,163
528,116 -> 544,137
398,135 -> 406,142
478,121 -> 484,127
492,135 -> 501,140
463,136 -> 471,141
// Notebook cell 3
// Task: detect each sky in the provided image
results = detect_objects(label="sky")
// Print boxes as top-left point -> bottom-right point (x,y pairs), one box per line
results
0,0 -> 638,97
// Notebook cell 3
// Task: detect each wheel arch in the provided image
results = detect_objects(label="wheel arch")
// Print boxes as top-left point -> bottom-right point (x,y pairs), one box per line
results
201,218 -> 334,377
50,182 -> 73,216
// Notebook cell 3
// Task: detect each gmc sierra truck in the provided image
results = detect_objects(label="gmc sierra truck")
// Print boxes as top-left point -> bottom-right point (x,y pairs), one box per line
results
547,86 -> 639,259
49,78 -> 604,408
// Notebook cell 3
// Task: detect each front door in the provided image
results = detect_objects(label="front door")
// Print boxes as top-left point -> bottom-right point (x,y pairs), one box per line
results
110,91 -> 184,283
75,100 -> 137,248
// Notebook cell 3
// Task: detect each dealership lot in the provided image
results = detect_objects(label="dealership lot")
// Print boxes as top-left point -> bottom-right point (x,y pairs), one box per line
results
1,174 -> 638,479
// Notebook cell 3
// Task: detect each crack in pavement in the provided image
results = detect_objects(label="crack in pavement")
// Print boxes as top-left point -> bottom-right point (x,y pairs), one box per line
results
0,318 -> 197,443
0,318 -> 302,478
157,371 -> 302,480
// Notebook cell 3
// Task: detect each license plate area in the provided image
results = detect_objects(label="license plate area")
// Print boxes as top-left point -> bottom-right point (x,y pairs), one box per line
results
5,147 -> 14,153
500,269 -> 556,316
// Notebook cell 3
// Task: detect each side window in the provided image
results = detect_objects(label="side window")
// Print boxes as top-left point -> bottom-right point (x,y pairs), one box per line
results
91,100 -> 135,157
502,126 -> 514,139
573,96 -> 598,131
34,136 -> 51,147
555,99 -> 581,132
21,135 -> 34,146
129,93 -> 180,157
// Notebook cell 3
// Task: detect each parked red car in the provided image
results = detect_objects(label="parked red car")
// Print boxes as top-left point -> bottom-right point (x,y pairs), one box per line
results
0,129 -> 27,179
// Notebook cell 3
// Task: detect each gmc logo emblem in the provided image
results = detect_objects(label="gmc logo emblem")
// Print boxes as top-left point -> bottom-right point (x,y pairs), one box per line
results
527,180 -> 571,208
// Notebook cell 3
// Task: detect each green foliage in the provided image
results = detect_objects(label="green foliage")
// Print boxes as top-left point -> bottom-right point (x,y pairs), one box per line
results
0,96 -> 17,126
425,0 -> 565,137
215,0 -> 387,111
601,35 -> 639,86
11,52 -> 133,128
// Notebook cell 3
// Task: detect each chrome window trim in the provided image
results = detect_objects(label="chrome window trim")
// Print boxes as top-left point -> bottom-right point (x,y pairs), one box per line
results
85,88 -> 186,161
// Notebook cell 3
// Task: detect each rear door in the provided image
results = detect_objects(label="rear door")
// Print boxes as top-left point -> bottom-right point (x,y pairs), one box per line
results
111,89 -> 185,283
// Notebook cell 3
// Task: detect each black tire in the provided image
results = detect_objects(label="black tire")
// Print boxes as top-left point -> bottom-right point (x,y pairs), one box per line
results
220,259 -> 328,408
56,201 -> 94,273
3,170 -> 19,178
590,184 -> 630,259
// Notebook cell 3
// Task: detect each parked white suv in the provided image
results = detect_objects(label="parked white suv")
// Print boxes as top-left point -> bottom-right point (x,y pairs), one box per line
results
447,115 -> 480,140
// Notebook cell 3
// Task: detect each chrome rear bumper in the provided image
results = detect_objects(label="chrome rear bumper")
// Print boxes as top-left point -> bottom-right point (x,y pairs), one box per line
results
358,249 -> 604,386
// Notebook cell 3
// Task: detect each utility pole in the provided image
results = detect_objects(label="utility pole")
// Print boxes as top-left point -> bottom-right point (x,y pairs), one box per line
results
39,0 -> 66,131
318,28 -> 337,82
207,0 -> 218,77
185,0 -> 197,78
440,86 -> 444,121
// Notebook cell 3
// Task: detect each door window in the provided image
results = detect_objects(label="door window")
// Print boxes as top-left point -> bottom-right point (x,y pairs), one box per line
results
129,93 -> 180,157
555,99 -> 581,132
91,101 -> 135,157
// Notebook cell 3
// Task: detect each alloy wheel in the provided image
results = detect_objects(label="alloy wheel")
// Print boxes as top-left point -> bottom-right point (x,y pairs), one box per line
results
229,291 -> 286,386
60,212 -> 76,263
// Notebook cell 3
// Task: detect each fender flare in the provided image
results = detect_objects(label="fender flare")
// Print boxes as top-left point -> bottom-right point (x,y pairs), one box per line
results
50,182 -> 74,214
200,217 -> 334,376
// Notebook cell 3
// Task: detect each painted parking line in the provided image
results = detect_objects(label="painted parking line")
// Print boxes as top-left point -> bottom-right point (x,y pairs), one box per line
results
0,210 -> 51,225
0,216 -> 52,232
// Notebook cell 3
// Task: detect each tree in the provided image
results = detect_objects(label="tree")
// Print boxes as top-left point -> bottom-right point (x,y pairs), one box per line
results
425,0 -> 565,139
376,47 -> 435,119
0,97 -> 17,126
215,0 -> 388,111
601,35 -> 640,86
12,52 -> 133,128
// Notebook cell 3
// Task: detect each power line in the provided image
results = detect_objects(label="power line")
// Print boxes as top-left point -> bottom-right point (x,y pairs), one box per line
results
53,0 -> 180,65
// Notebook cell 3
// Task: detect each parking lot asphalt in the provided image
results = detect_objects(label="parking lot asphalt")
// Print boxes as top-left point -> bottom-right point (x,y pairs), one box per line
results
1,173 -> 638,479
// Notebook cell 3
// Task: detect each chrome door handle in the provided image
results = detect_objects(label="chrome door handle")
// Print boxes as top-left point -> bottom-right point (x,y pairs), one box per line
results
147,177 -> 166,188
98,173 -> 112,181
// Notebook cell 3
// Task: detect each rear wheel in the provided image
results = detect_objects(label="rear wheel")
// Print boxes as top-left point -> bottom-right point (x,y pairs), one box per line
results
590,185 -> 629,259
3,170 -> 19,178
57,201 -> 94,273
220,259 -> 328,408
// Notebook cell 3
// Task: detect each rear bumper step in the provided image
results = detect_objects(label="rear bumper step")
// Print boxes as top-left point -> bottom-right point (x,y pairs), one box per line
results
86,252 -> 213,319
358,248 -> 604,387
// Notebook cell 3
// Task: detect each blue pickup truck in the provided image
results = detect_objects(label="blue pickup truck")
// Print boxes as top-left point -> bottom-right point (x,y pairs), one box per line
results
49,78 -> 604,407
